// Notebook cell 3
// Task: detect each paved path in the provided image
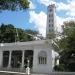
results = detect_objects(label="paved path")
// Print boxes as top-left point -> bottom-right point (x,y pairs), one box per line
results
0,71 -> 48,75
0,71 -> 75,75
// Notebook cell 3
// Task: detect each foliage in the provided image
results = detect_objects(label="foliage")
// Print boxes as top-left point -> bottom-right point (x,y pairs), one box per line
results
54,21 -> 75,71
52,21 -> 75,71
0,24 -> 37,43
15,28 -> 34,42
0,0 -> 29,11
67,61 -> 75,72
25,29 -> 38,35
0,24 -> 15,43
54,64 -> 65,71
47,32 -> 56,39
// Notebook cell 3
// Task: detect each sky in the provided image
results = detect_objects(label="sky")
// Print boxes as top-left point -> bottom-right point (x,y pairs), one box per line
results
0,0 -> 75,37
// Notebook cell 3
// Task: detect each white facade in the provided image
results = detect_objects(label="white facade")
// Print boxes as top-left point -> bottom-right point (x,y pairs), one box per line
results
46,4 -> 56,37
0,40 -> 53,74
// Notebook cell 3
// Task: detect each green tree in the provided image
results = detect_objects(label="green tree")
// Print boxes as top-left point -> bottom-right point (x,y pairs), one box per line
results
0,24 -> 35,43
0,0 -> 29,11
0,24 -> 15,43
25,29 -> 38,36
47,32 -> 56,39
53,21 -> 75,71
16,28 -> 34,42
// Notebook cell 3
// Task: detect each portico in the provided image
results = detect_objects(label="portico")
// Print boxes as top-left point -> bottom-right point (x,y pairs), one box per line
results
0,40 -> 53,73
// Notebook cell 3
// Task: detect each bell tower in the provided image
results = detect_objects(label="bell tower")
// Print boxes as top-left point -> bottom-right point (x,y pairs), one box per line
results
46,4 -> 56,38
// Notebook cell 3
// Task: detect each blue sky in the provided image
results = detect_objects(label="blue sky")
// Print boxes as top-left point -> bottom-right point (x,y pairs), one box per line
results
0,0 -> 75,37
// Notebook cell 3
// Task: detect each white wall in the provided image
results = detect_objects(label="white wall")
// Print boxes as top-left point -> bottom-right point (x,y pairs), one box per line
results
33,44 -> 53,73
0,40 -> 53,74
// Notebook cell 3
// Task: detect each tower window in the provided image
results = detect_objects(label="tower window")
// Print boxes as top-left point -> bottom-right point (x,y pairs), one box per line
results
49,8 -> 53,12
52,24 -> 53,27
49,14 -> 53,17
49,29 -> 51,32
52,19 -> 53,22
52,29 -> 54,31
49,24 -> 50,27
49,19 -> 50,22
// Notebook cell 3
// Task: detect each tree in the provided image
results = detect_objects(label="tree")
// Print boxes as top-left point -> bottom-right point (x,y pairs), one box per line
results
16,28 -> 34,42
53,21 -> 75,71
47,32 -> 56,39
0,24 -> 15,43
0,24 -> 36,43
25,29 -> 38,36
0,0 -> 29,11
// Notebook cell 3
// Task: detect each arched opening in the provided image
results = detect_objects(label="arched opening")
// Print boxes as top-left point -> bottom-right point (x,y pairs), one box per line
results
38,51 -> 47,64
24,50 -> 33,69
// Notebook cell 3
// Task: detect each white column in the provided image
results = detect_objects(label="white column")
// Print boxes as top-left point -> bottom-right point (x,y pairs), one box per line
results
0,51 -> 3,67
8,51 -> 12,68
21,50 -> 25,68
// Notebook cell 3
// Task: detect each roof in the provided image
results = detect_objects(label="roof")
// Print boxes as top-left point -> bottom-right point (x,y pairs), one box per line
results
0,40 -> 52,47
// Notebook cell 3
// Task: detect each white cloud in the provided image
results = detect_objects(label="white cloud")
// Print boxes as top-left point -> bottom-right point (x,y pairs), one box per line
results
57,1 -> 75,17
29,1 -> 36,9
55,15 -> 63,32
38,0 -> 75,17
57,2 -> 69,11
29,11 -> 47,37
56,15 -> 75,32
38,0 -> 56,6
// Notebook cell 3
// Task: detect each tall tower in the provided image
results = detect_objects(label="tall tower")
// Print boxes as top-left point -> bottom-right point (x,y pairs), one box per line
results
46,4 -> 56,38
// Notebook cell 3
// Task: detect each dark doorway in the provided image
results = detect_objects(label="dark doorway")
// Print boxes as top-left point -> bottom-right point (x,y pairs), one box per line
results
24,50 -> 33,68
11,50 -> 22,68
3,51 -> 9,67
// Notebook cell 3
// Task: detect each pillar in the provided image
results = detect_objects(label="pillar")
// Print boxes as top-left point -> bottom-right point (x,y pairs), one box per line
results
0,51 -> 3,67
21,50 -> 25,68
8,50 -> 12,68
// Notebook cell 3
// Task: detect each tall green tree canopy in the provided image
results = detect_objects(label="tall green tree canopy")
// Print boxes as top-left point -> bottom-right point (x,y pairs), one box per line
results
0,24 -> 15,43
53,21 -> 75,71
0,24 -> 38,43
0,0 -> 29,11
58,21 -> 75,51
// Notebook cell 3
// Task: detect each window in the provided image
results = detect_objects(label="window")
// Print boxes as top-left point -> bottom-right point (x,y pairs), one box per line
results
52,19 -> 53,22
50,8 -> 53,12
49,24 -> 50,27
49,14 -> 53,17
49,29 -> 51,32
49,19 -> 50,22
38,51 -> 47,64
52,29 -> 54,31
52,24 -> 53,27
49,24 -> 53,27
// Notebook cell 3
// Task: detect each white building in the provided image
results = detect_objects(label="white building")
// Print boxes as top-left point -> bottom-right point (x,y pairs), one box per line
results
0,40 -> 53,73
0,4 -> 58,74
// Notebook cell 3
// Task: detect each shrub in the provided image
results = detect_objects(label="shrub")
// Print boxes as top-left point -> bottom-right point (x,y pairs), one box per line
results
54,64 -> 65,71
67,61 -> 75,72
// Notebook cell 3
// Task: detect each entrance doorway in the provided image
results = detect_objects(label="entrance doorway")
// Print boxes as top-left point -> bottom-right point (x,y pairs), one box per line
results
24,50 -> 33,69
3,51 -> 9,67
11,50 -> 22,68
